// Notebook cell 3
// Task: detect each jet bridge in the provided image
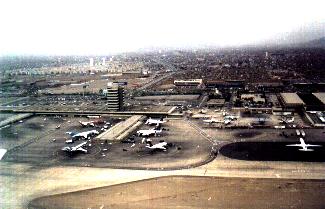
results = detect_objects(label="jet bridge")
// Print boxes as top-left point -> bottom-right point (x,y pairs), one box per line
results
96,115 -> 146,141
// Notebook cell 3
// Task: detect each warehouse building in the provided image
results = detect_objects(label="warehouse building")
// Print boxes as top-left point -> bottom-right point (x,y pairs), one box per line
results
313,93 -> 325,110
174,79 -> 203,88
279,93 -> 305,111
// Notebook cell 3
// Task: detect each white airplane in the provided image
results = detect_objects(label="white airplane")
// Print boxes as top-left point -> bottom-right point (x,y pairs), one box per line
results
279,117 -> 294,124
146,141 -> 168,150
79,121 -> 95,127
79,119 -> 105,127
224,119 -> 232,125
203,118 -> 231,125
145,118 -> 167,126
137,128 -> 162,136
301,130 -> 306,137
274,125 -> 286,129
87,115 -> 101,119
200,109 -> 208,114
286,138 -> 321,151
66,130 -> 99,139
224,115 -> 238,120
203,118 -> 224,124
62,141 -> 88,153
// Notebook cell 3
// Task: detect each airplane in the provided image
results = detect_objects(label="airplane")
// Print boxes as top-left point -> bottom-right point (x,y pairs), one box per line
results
145,118 -> 167,126
62,141 -> 88,153
66,130 -> 99,140
301,130 -> 306,137
200,109 -> 208,114
224,119 -> 232,125
286,138 -> 322,151
224,115 -> 238,120
279,117 -> 294,124
203,118 -> 231,125
142,138 -> 168,150
145,141 -> 168,151
137,128 -> 162,136
274,125 -> 286,129
203,118 -> 224,124
87,115 -> 101,119
79,121 -> 95,127
79,119 -> 104,127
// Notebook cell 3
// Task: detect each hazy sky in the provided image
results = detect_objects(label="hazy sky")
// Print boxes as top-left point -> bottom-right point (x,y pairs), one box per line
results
0,0 -> 324,55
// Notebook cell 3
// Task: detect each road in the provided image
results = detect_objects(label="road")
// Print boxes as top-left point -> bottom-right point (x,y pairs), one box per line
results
137,58 -> 182,91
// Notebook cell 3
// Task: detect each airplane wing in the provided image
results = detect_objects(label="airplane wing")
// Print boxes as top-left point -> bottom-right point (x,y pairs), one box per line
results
77,147 -> 87,153
62,147 -> 71,151
81,132 -> 90,138
305,144 -> 322,147
286,144 -> 302,147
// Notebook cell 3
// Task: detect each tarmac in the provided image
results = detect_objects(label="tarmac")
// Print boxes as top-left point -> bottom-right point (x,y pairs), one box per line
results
2,115 -> 325,208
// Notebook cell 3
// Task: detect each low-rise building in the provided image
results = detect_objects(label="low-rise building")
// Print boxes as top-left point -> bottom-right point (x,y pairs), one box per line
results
174,79 -> 203,88
279,93 -> 305,111
207,99 -> 225,108
240,94 -> 266,104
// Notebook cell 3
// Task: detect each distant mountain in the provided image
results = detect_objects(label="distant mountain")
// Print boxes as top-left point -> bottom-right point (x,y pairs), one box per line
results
255,22 -> 325,49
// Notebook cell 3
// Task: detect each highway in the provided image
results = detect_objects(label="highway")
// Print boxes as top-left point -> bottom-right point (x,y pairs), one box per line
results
0,107 -> 174,117
138,71 -> 176,90
137,58 -> 183,91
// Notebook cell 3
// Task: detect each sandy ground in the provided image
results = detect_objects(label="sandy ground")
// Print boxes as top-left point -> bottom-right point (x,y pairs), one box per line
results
28,176 -> 325,209
3,157 -> 325,208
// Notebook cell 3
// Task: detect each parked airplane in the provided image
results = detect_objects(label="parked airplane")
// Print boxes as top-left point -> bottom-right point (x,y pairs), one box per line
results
79,119 -> 104,127
203,118 -> 224,124
224,119 -> 232,125
279,117 -> 294,124
87,115 -> 101,119
137,128 -> 162,136
286,138 -> 321,151
66,130 -> 99,140
145,118 -> 167,126
296,129 -> 301,136
62,141 -> 88,153
224,115 -> 239,120
301,130 -> 306,137
145,141 -> 168,150
203,118 -> 231,125
274,125 -> 286,129
79,121 -> 95,127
